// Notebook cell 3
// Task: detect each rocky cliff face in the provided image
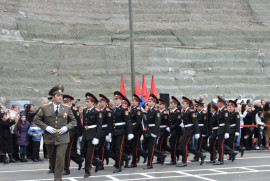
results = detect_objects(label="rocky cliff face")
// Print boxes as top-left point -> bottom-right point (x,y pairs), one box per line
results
1,0 -> 270,107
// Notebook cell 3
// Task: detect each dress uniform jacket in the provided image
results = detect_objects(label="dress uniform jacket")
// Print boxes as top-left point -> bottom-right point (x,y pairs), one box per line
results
217,107 -> 230,135
182,108 -> 199,134
209,112 -> 219,135
169,109 -> 182,137
130,106 -> 143,135
159,110 -> 170,136
228,110 -> 240,134
197,110 -> 208,136
97,107 -> 113,138
69,105 -> 83,139
112,105 -> 132,136
82,108 -> 102,141
34,103 -> 77,145
146,107 -> 161,137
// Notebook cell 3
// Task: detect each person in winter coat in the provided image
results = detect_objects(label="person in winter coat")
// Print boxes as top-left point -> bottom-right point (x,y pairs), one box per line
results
0,113 -> 17,163
14,114 -> 31,162
28,123 -> 44,162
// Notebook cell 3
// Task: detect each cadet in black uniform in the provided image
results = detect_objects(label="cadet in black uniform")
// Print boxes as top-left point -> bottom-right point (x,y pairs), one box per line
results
63,95 -> 84,175
127,94 -> 148,168
154,98 -> 170,164
208,101 -> 219,163
111,91 -> 134,173
176,96 -> 206,167
144,94 -> 166,169
226,100 -> 245,157
81,93 -> 102,178
97,94 -> 113,170
167,96 -> 182,165
214,96 -> 235,165
192,101 -> 208,162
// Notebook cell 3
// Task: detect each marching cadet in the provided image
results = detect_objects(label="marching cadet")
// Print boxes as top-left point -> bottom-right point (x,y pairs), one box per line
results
34,85 -> 77,181
154,98 -> 170,164
63,95 -> 84,175
81,93 -> 102,178
166,96 -> 182,165
226,100 -> 245,157
144,94 -> 166,169
192,101 -> 208,162
208,101 -> 219,163
97,94 -> 113,170
127,94 -> 148,168
214,96 -> 235,165
176,96 -> 206,167
111,91 -> 134,173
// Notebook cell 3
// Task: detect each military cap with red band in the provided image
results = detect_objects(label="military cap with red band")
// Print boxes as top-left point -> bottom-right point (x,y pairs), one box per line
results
217,96 -> 227,104
195,100 -> 204,107
229,100 -> 237,107
122,97 -> 131,107
171,96 -> 180,105
159,98 -> 168,105
149,94 -> 159,104
99,94 -> 110,104
63,95 -> 74,102
211,101 -> 218,109
85,92 -> 98,103
114,91 -> 125,100
182,96 -> 192,104
132,94 -> 142,102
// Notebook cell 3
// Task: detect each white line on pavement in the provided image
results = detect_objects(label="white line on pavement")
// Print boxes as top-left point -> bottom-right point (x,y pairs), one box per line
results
106,175 -> 121,181
139,173 -> 156,178
175,171 -> 217,181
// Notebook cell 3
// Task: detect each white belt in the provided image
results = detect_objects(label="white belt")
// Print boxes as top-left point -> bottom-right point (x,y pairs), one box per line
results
160,125 -> 167,128
212,127 -> 218,130
185,124 -> 193,128
199,124 -> 204,127
149,124 -> 155,127
30,127 -> 40,130
85,125 -> 97,129
132,123 -> 136,126
102,124 -> 107,128
219,123 -> 225,126
115,122 -> 126,126
230,124 -> 236,127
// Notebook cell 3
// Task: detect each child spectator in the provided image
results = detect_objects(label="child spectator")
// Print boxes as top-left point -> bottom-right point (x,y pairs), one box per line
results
14,114 -> 30,162
28,123 -> 44,162
0,113 -> 17,163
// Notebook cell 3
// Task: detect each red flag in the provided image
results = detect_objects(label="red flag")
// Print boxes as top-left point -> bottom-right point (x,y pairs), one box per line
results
135,77 -> 142,96
150,75 -> 158,97
120,75 -> 126,97
142,75 -> 149,102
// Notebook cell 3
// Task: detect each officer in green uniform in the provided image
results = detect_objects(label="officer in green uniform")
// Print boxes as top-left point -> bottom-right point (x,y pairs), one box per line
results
34,85 -> 77,181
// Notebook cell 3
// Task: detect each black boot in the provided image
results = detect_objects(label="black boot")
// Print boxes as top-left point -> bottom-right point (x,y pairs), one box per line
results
244,139 -> 251,150
9,155 -> 16,163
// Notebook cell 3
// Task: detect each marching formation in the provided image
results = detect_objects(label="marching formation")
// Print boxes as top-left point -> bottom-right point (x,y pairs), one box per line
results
30,84 -> 248,181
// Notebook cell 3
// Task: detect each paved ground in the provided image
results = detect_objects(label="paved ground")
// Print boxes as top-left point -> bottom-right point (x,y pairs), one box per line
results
1,150 -> 270,181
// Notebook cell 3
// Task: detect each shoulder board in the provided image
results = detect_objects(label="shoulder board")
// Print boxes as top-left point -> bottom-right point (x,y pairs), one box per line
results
234,110 -> 238,113
137,107 -> 141,110
106,107 -> 111,112
154,108 -> 158,110
122,105 -> 125,108
128,109 -> 131,112
202,110 -> 207,114
95,108 -> 100,111
189,109 -> 193,111
224,108 -> 227,111
177,110 -> 180,112
72,107 -> 77,111
42,103 -> 52,106
164,111 -> 167,114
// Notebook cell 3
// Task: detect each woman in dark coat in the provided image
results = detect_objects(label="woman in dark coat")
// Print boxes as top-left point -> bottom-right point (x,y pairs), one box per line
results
0,113 -> 16,163
14,114 -> 31,162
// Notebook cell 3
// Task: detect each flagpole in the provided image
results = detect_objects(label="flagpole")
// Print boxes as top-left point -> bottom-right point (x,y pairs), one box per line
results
129,0 -> 135,94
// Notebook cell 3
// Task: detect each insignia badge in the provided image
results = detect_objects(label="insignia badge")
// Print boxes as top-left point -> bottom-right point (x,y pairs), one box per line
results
99,113 -> 102,118
192,113 -> 196,118
76,112 -> 79,116
164,115 -> 168,119
137,111 -> 141,116
225,113 -> 228,117
157,113 -> 160,117
125,111 -> 129,116
108,112 -> 112,117
38,109 -> 42,113
237,115 -> 240,118
178,115 -> 181,119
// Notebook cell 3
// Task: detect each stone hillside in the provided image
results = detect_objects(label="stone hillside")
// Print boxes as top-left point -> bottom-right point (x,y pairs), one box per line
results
0,0 -> 270,106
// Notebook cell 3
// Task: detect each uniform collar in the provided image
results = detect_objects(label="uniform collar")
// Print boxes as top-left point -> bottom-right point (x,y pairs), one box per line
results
171,108 -> 177,112
184,107 -> 190,113
219,106 -> 225,111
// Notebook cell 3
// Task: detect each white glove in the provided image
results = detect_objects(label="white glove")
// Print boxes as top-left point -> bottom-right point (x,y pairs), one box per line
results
79,136 -> 83,142
151,133 -> 157,138
166,127 -> 170,132
46,126 -> 56,134
235,132 -> 239,136
128,134 -> 134,140
92,138 -> 99,145
202,134 -> 206,137
180,122 -> 184,128
225,133 -> 229,139
58,126 -> 68,134
195,134 -> 200,139
106,133 -> 112,142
